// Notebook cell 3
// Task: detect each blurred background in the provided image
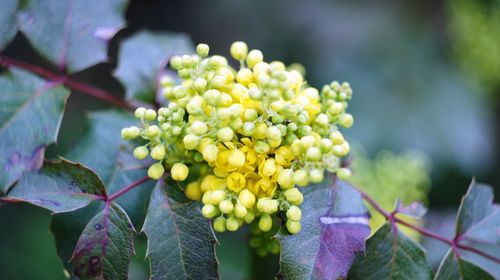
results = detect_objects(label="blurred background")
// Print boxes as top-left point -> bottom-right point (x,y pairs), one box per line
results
1,0 -> 499,279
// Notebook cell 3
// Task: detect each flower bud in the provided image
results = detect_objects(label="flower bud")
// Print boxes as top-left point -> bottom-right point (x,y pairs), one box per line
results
300,136 -> 316,150
170,55 -> 183,70
254,141 -> 270,154
144,109 -> 157,121
263,199 -> 279,214
134,107 -> 146,119
286,220 -> 301,234
305,147 -> 322,161
236,69 -> 253,85
203,89 -> 221,106
277,169 -> 294,189
241,122 -> 255,136
332,142 -> 350,157
329,130 -> 344,145
248,87 -> 262,100
243,211 -> 255,224
258,214 -> 272,232
266,126 -> 282,140
210,190 -> 226,205
191,120 -> 208,135
133,146 -> 149,160
183,134 -> 200,150
196,43 -> 210,57
185,181 -> 202,200
328,102 -> 344,115
253,122 -> 267,139
337,168 -> 352,180
262,158 -> 277,177
151,144 -> 166,160
246,49 -> 263,68
226,217 -> 240,231
309,169 -> 324,183
171,163 -> 189,181
244,109 -> 258,121
148,162 -> 165,180
146,125 -> 160,137
219,199 -> 234,214
234,202 -> 248,218
284,188 -> 304,205
213,217 -> 226,232
293,170 -> 309,187
338,113 -> 354,128
286,206 -> 302,221
194,77 -> 207,91
202,204 -> 218,218
218,127 -> 234,142
230,41 -> 248,61
202,144 -> 219,162
228,150 -> 245,168
238,189 -> 256,209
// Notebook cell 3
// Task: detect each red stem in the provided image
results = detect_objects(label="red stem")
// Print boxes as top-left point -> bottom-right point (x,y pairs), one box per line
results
0,55 -> 131,109
107,176 -> 150,201
352,184 -> 500,264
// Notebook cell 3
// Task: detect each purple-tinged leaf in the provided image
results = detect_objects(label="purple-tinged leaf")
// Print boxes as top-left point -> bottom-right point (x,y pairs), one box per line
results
0,0 -> 18,50
348,223 -> 433,280
6,159 -> 106,213
18,0 -> 128,73
0,68 -> 69,194
113,30 -> 193,104
455,180 -> 494,236
434,249 -> 494,280
142,179 -> 219,280
70,203 -> 135,280
277,179 -> 370,280
463,206 -> 500,246
395,200 -> 427,218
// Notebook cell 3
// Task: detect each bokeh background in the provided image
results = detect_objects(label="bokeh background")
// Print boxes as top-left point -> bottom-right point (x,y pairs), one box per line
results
1,0 -> 499,279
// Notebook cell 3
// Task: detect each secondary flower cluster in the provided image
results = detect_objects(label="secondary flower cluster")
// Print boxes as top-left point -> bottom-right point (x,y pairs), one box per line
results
121,41 -> 354,234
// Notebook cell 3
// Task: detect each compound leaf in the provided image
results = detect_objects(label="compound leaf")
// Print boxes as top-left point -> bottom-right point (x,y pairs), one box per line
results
434,249 -> 494,280
0,0 -> 19,50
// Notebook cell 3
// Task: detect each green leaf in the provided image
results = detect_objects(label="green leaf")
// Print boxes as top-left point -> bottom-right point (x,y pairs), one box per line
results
348,223 -> 433,280
114,30 -> 193,103
142,180 -> 219,280
6,159 -> 106,213
0,68 -> 69,194
18,0 -> 128,73
0,0 -> 18,50
434,249 -> 494,280
66,110 -> 154,228
464,207 -> 500,246
456,180 -> 495,236
71,203 -> 135,280
277,180 -> 370,280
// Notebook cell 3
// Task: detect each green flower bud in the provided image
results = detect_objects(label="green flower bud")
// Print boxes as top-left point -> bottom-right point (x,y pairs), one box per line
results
226,217 -> 240,232
329,130 -> 344,145
258,214 -> 272,232
121,127 -> 140,140
337,168 -> 352,180
183,134 -> 199,150
213,217 -> 226,232
242,122 -> 255,136
293,170 -> 309,187
133,146 -> 149,160
203,89 -> 221,106
186,96 -> 204,115
171,126 -> 182,136
148,162 -> 165,180
202,144 -> 219,162
254,141 -> 270,154
196,43 -> 210,57
229,118 -> 243,130
243,211 -> 255,224
134,107 -> 146,119
194,77 -> 207,91
234,202 -> 248,218
210,190 -> 226,205
150,144 -> 166,160
328,102 -> 344,116
248,87 -> 262,100
246,49 -> 263,68
297,125 -> 312,136
170,55 -> 183,70
309,168 -> 324,183
305,147 -> 322,161
300,136 -> 316,150
244,109 -> 258,121
217,127 -> 234,142
332,142 -> 350,157
319,138 -> 333,153
286,206 -> 302,221
286,220 -> 301,234
338,113 -> 354,128
278,169 -> 294,189
219,200 -> 234,214
171,163 -> 189,181
146,125 -> 160,137
263,199 -> 279,214
173,86 -> 187,99
238,190 -> 256,209
230,41 -> 248,61
284,188 -> 304,205
315,113 -> 329,127
266,126 -> 282,140
191,120 -> 208,135
202,204 -> 219,218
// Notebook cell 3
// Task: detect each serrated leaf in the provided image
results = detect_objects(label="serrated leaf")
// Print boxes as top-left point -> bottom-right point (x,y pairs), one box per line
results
277,180 -> 370,280
70,203 -> 135,280
434,249 -> 494,280
142,180 -> 218,280
114,30 -> 193,103
5,159 -> 106,213
348,223 -> 433,280
463,206 -> 500,246
66,110 -> 154,228
18,0 -> 128,73
0,68 -> 69,194
0,0 -> 18,50
455,180 -> 494,236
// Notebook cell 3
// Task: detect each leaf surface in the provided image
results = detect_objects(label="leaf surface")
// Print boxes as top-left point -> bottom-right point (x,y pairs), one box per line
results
434,249 -> 494,280
0,0 -> 18,50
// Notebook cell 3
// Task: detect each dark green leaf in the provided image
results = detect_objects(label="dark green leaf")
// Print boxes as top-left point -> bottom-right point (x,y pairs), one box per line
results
66,110 -> 154,228
18,0 -> 128,73
114,30 -> 193,103
0,68 -> 69,194
6,159 -> 106,213
142,180 -> 219,280
0,0 -> 18,50
71,203 -> 135,280
455,180 -> 494,236
348,223 -> 433,280
464,207 -> 500,246
434,249 -> 494,280
277,180 -> 370,280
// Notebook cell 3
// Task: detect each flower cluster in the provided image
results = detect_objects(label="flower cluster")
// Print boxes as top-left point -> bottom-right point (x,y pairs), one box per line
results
121,41 -> 354,235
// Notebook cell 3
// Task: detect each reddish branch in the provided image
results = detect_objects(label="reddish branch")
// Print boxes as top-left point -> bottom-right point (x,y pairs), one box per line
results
107,176 -> 150,201
0,55 -> 130,109
353,185 -> 500,264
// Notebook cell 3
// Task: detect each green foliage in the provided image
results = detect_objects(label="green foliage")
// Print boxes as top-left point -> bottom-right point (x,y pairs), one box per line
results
0,68 -> 69,194
349,150 -> 431,238
0,0 -> 18,50
448,0 -> 500,93
435,250 -> 494,280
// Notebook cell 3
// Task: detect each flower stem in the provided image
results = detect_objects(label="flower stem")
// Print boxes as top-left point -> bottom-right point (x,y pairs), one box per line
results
107,176 -> 150,201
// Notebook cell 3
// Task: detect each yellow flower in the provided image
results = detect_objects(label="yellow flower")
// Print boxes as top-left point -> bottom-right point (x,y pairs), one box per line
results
227,172 -> 246,192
